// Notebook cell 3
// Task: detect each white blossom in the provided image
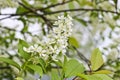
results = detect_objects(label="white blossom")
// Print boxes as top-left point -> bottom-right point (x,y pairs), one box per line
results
23,44 -> 44,53
107,48 -> 119,60
23,15 -> 73,60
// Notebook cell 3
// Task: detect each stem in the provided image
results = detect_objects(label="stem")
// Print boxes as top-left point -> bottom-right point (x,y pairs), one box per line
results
73,46 -> 92,73
18,54 -> 33,77
72,76 -> 78,80
18,60 -> 29,77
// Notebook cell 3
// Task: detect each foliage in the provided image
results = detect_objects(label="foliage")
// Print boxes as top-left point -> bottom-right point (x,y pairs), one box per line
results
0,0 -> 120,80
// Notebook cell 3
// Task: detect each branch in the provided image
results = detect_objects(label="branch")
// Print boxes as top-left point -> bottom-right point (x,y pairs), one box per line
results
0,0 -> 74,21
72,76 -> 78,80
18,1 -> 52,28
1,8 -> 120,21
18,1 -> 35,13
0,11 -> 31,21
73,47 -> 90,65
44,8 -> 120,15
0,16 -> 12,21
38,0 -> 74,10
0,13 -> 49,21
73,46 -> 92,73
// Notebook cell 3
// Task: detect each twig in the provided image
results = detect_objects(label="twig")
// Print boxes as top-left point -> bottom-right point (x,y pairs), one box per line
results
18,1 -> 52,28
0,11 -> 31,21
73,47 -> 92,72
1,8 -> 120,21
44,8 -> 120,15
0,16 -> 12,21
72,76 -> 78,80
73,47 -> 90,64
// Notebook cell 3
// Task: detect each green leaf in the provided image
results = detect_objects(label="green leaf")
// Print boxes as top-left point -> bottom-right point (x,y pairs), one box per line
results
82,74 -> 102,80
64,59 -> 85,78
94,74 -> 113,80
78,74 -> 88,80
0,57 -> 20,70
69,37 -> 79,48
87,74 -> 113,80
74,18 -> 87,26
63,55 -> 68,66
21,0 -> 31,7
68,2 -> 75,9
90,12 -> 98,18
22,25 -> 28,33
17,0 -> 31,13
109,23 -> 115,30
16,6 -> 28,14
27,64 -> 43,76
50,0 -> 58,4
54,60 -> 63,67
113,0 -> 118,10
90,48 -> 104,71
93,70 -> 112,74
113,15 -> 119,20
15,77 -> 24,80
114,0 -> 118,4
78,74 -> 113,80
18,17 -> 26,26
51,69 -> 61,80
18,17 -> 28,33
18,39 -> 30,60
75,0 -> 93,7
39,58 -> 46,72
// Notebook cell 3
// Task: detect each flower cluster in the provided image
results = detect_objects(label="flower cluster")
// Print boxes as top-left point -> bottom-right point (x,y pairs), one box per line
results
23,15 -> 73,60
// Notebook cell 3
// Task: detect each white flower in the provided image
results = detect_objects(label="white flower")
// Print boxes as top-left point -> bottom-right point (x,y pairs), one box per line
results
23,44 -> 44,53
67,15 -> 73,20
23,47 -> 28,52
23,15 -> 73,60
107,48 -> 119,60
62,49 -> 66,54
